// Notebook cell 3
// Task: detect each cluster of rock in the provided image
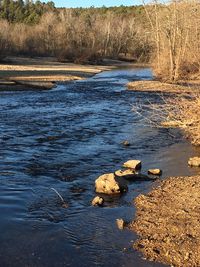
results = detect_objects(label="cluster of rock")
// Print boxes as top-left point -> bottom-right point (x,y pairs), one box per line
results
91,196 -> 104,206
92,155 -> 200,235
91,159 -> 162,207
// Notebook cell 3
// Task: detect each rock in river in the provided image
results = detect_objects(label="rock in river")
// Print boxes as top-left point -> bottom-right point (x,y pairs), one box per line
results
148,169 -> 162,176
123,160 -> 141,170
116,169 -> 156,181
91,196 -> 104,206
95,173 -> 127,194
188,157 -> 200,167
122,140 -> 130,147
116,219 -> 125,230
115,169 -> 136,179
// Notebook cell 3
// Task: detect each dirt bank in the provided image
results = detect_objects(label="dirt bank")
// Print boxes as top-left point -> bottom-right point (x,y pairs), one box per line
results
127,80 -> 200,93
0,56 -> 116,90
130,174 -> 200,267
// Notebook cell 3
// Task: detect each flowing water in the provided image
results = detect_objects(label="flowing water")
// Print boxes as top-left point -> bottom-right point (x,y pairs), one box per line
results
0,67 -> 199,267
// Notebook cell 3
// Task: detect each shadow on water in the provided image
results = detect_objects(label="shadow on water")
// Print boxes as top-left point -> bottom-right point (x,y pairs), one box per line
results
0,67 -> 199,267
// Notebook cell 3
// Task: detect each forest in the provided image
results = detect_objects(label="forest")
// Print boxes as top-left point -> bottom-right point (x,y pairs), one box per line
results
0,0 -> 200,81
0,1 -> 150,64
0,0 -> 55,23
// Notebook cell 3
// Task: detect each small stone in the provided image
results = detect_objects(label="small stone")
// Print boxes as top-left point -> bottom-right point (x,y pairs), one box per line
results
148,169 -> 162,176
95,173 -> 127,194
91,196 -> 104,206
188,157 -> 200,167
115,169 -> 136,179
62,202 -> 68,208
184,252 -> 190,260
161,121 -> 180,128
116,219 -> 125,230
123,160 -> 141,170
122,140 -> 130,146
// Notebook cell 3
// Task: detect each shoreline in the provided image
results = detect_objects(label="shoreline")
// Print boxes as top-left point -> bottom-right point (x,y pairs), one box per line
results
0,56 -> 145,91
0,56 -> 121,91
130,173 -> 200,267
126,72 -> 200,266
127,80 -> 200,93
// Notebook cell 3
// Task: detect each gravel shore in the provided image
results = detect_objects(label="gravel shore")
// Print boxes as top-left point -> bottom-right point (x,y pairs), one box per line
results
130,174 -> 200,266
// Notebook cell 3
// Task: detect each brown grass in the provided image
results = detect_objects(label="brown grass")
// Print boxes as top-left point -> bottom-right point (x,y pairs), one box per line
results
132,86 -> 200,146
162,94 -> 200,146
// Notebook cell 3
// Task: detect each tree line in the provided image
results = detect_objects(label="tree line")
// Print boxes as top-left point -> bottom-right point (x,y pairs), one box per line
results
145,1 -> 200,81
0,0 -> 199,81
0,2 -> 151,63
0,0 -> 55,24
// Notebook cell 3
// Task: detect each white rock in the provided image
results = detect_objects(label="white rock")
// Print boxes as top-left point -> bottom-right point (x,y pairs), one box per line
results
161,121 -> 180,128
115,169 -> 136,179
95,173 -> 127,194
188,157 -> 200,167
91,196 -> 104,206
148,169 -> 162,175
123,160 -> 141,170
116,219 -> 125,230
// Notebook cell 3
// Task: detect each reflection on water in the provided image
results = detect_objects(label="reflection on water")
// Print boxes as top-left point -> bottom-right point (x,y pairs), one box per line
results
0,68 -> 199,267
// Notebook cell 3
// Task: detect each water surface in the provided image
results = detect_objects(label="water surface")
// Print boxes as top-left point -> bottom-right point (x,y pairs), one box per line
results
0,67 -> 199,267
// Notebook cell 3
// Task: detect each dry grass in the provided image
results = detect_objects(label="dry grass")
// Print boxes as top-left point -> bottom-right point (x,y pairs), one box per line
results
132,90 -> 200,146
163,94 -> 200,146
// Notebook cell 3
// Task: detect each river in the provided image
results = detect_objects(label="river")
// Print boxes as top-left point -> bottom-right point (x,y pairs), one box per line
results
0,67 -> 199,267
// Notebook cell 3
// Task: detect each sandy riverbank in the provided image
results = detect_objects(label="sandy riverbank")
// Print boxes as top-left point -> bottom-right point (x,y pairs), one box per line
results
127,80 -> 200,93
0,57 -> 122,90
130,174 -> 200,267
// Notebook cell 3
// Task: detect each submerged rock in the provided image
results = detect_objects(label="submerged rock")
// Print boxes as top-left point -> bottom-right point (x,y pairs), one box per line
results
148,169 -> 162,176
115,169 -> 136,179
116,170 -> 155,181
131,173 -> 157,181
95,173 -> 127,194
123,160 -> 141,170
188,157 -> 200,167
91,196 -> 104,206
122,140 -> 130,147
62,202 -> 69,209
116,219 -> 125,230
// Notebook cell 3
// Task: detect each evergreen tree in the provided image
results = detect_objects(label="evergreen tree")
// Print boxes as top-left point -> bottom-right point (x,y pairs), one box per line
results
0,0 -> 56,23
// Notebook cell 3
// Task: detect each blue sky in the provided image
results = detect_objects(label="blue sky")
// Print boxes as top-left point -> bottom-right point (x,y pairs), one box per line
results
53,0 -> 137,8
